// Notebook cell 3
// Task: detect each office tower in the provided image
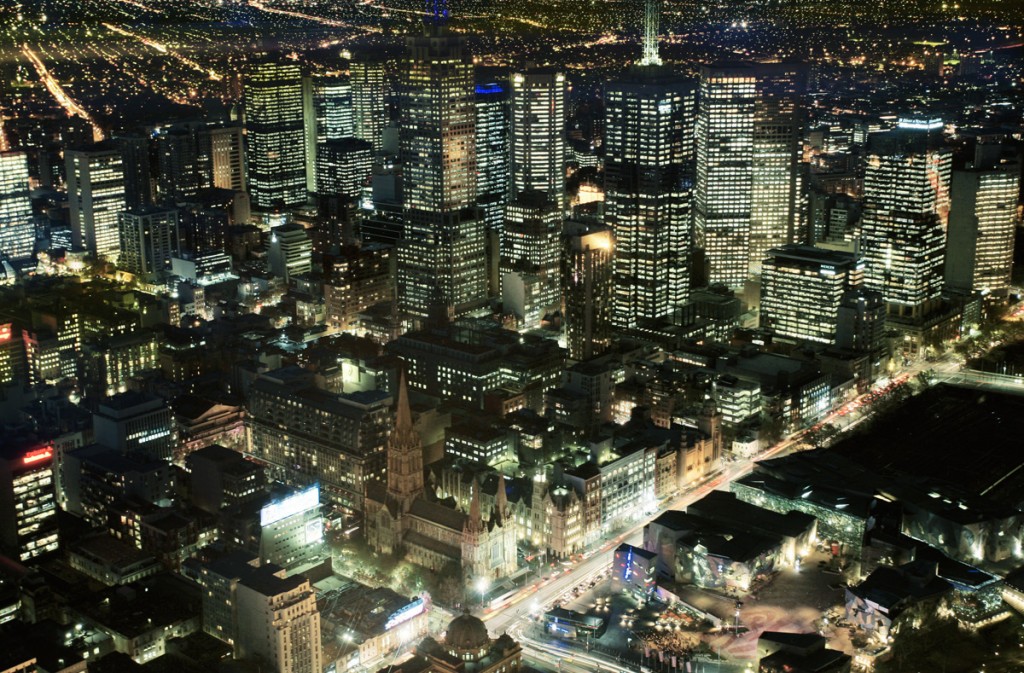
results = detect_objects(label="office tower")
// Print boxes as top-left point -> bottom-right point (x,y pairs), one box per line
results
0,442 -> 60,563
117,207 -> 181,280
244,61 -> 307,211
303,75 -> 356,193
500,191 -> 562,329
350,57 -> 387,152
315,138 -> 373,197
114,135 -> 154,209
510,68 -> 567,211
157,125 -> 206,201
749,65 -> 807,273
311,76 -> 355,142
66,141 -> 127,259
396,20 -> 487,320
944,143 -> 1020,298
259,485 -> 323,567
604,67 -> 695,328
0,151 -> 36,261
759,244 -> 863,344
563,224 -> 614,361
861,119 -> 952,319
475,79 -> 510,233
93,392 -> 173,461
207,125 -> 247,193
695,64 -> 757,288
268,223 -> 312,282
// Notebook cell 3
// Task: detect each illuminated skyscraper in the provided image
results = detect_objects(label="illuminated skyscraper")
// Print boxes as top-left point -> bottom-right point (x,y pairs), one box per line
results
303,75 -> 355,193
695,64 -> 756,288
396,20 -> 487,320
117,207 -> 181,281
0,442 -> 60,563
500,191 -> 562,329
749,66 -> 807,273
315,138 -> 373,198
67,141 -> 127,259
695,63 -> 806,284
244,61 -> 307,211
760,244 -> 863,345
0,151 -> 35,261
350,57 -> 387,152
563,223 -> 614,361
475,79 -> 510,233
861,119 -> 952,318
510,68 -> 567,212
604,69 -> 695,328
207,125 -> 247,193
944,143 -> 1020,298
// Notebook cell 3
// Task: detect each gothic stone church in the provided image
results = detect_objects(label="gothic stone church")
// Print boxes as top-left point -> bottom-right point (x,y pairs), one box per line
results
364,376 -> 518,584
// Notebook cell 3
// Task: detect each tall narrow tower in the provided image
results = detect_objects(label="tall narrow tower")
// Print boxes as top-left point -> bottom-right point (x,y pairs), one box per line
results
604,0 -> 695,328
396,12 -> 488,320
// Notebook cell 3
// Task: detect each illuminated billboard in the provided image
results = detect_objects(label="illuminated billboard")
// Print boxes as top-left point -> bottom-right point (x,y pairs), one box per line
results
260,484 -> 320,527
385,597 -> 426,631
23,447 -> 53,466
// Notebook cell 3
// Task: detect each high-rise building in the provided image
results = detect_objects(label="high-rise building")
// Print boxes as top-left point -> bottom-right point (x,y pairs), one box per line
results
510,68 -> 567,212
244,61 -> 307,211
267,223 -> 313,282
0,441 -> 60,563
563,223 -> 614,361
198,554 -> 323,673
157,125 -> 207,201
93,391 -> 174,462
396,20 -> 487,320
236,569 -> 322,673
303,75 -> 356,193
696,63 -> 806,285
207,125 -> 247,193
944,143 -> 1020,298
604,67 -> 695,328
475,79 -> 510,234
118,207 -> 181,280
500,191 -> 562,329
749,65 -> 807,273
67,142 -> 127,258
836,287 -> 886,355
695,64 -> 756,288
114,135 -> 154,209
861,119 -> 952,319
759,244 -> 863,344
350,57 -> 387,152
246,367 -> 392,513
315,138 -> 373,198
0,150 -> 36,261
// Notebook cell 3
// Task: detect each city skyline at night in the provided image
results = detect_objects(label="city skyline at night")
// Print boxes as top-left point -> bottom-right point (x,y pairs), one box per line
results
0,1 -> 1022,672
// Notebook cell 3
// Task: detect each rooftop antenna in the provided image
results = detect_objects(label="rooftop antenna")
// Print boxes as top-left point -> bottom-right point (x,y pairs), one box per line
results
639,0 -> 663,66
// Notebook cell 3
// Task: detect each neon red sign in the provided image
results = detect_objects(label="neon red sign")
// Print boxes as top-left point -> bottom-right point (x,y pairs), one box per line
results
23,447 -> 53,466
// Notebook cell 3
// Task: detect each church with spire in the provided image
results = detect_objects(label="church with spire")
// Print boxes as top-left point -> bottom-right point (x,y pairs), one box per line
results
364,374 -> 518,584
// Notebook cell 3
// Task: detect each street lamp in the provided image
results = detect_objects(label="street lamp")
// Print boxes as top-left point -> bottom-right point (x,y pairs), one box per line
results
476,576 -> 490,610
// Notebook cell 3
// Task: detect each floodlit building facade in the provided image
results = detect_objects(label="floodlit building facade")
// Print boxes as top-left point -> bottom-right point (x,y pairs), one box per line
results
67,142 -> 127,259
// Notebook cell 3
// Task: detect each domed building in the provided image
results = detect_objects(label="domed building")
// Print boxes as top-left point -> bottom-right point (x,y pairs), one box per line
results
379,613 -> 522,673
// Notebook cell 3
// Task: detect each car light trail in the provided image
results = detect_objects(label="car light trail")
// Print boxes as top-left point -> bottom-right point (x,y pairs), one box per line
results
21,44 -> 103,141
